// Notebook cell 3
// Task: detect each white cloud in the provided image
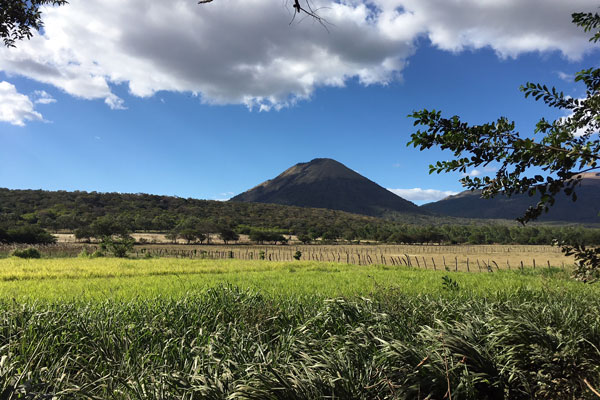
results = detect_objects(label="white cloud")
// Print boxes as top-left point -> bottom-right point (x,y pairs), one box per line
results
0,0 -> 596,109
0,81 -> 44,126
557,71 -> 573,82
396,0 -> 596,59
463,169 -> 482,177
32,90 -> 56,104
388,187 -> 458,203
105,94 -> 127,110
559,101 -> 598,137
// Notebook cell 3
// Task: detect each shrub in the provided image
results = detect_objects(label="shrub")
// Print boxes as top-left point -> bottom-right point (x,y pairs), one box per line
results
78,248 -> 91,258
100,235 -> 135,258
5,226 -> 56,244
12,247 -> 41,259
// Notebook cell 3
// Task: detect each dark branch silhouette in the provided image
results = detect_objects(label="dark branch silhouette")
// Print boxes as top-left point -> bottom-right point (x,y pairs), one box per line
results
289,0 -> 331,31
198,0 -> 331,31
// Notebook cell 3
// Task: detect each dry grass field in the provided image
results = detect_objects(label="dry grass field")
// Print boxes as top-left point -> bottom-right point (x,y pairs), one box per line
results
157,243 -> 571,271
2,241 -> 574,271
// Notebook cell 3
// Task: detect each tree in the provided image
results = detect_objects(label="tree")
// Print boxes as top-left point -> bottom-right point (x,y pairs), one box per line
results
219,227 -> 239,244
297,233 -> 311,244
165,230 -> 179,244
408,11 -> 600,282
0,0 -> 68,47
74,226 -> 94,243
179,228 -> 201,244
90,216 -> 130,239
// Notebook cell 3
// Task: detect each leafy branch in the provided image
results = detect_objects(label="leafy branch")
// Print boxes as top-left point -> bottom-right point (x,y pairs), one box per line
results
0,0 -> 68,47
408,10 -> 600,281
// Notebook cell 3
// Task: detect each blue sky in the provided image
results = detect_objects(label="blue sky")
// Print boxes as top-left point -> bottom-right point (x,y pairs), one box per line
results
0,0 -> 598,204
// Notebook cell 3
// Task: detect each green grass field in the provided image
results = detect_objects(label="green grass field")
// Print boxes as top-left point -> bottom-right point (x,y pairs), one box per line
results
0,257 -> 591,301
1,257 -> 599,398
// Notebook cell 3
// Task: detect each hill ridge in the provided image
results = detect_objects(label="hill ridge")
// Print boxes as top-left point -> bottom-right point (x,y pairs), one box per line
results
421,172 -> 600,223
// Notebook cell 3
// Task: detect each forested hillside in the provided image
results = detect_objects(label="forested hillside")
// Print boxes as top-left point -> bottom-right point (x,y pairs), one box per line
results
2,188 -> 600,246
0,188 -> 385,234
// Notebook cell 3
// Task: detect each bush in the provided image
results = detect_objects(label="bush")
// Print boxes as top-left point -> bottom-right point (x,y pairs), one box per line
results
74,226 -> 94,242
78,248 -> 91,258
12,248 -> 41,259
5,226 -> 56,244
100,235 -> 135,258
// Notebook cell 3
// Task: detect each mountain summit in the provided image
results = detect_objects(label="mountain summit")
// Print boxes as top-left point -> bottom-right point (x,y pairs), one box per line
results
230,158 -> 423,217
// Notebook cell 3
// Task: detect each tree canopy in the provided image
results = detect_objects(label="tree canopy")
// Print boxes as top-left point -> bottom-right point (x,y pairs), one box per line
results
0,0 -> 67,47
408,11 -> 600,281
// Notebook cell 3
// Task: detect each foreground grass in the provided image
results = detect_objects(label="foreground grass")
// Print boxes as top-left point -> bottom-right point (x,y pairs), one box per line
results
1,258 -> 599,398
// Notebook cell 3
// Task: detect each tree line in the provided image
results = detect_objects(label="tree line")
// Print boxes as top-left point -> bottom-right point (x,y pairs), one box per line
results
1,188 -> 600,246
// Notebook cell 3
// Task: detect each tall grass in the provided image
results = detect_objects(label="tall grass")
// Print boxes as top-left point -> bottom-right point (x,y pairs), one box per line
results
1,285 -> 599,398
0,258 -> 599,398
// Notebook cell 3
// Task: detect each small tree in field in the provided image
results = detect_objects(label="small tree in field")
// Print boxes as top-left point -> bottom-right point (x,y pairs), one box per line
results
74,226 -> 94,243
165,231 -> 178,244
179,228 -> 201,244
408,11 -> 600,281
100,235 -> 135,258
219,228 -> 239,244
297,233 -> 311,244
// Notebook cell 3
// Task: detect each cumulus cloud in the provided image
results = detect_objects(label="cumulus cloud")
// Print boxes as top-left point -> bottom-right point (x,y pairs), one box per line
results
0,0 -> 596,109
557,71 -> 573,82
463,169 -> 482,177
32,90 -> 56,104
388,187 -> 458,203
0,81 -> 44,126
396,0 -> 596,59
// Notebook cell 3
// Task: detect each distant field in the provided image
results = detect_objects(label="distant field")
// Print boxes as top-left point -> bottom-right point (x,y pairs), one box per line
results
0,257 -> 586,301
0,242 -> 575,271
